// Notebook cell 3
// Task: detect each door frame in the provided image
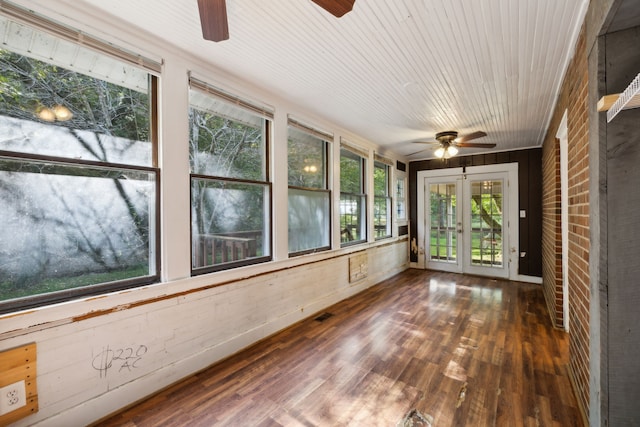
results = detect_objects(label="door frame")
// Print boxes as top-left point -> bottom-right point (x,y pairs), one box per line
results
415,163 -> 520,280
557,110 -> 570,332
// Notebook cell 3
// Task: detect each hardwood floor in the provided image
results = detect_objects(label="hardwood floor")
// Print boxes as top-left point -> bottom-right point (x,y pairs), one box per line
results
96,269 -> 582,427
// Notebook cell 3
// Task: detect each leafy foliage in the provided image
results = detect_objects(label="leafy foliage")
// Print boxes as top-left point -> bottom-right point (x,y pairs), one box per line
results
0,49 -> 154,300
188,105 -> 268,265
0,49 -> 150,142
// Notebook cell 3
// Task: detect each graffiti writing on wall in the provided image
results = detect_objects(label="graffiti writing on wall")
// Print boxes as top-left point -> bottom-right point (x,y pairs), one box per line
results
92,344 -> 148,378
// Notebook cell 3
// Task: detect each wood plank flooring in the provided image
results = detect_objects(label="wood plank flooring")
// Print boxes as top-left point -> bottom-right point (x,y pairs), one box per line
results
96,270 -> 582,427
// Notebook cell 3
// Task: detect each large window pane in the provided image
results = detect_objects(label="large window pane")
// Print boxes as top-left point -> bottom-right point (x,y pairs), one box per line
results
0,15 -> 157,311
288,188 -> 331,253
288,123 -> 331,255
191,178 -> 269,270
340,194 -> 366,243
189,84 -> 271,272
373,161 -> 392,239
288,127 -> 327,189
0,158 -> 156,302
340,148 -> 366,245
189,94 -> 266,181
0,47 -> 152,166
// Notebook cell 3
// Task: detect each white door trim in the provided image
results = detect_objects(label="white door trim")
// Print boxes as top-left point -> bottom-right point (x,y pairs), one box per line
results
415,163 -> 520,281
557,109 -> 570,332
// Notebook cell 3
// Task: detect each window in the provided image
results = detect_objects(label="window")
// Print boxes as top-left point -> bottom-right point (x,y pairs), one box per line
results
373,160 -> 392,239
396,175 -> 406,221
340,145 -> 367,245
0,12 -> 160,312
189,79 -> 272,273
287,119 -> 332,255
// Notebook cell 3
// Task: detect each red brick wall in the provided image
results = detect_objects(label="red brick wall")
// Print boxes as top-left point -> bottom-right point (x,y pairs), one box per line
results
541,25 -> 590,421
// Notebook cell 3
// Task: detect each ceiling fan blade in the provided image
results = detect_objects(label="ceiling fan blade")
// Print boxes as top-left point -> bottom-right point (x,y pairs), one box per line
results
407,141 -> 439,156
407,149 -> 426,156
198,0 -> 229,42
407,141 -> 437,155
456,131 -> 487,143
311,0 -> 356,17
456,142 -> 497,148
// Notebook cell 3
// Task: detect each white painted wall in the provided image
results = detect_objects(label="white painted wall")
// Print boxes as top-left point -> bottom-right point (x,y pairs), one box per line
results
0,2 -> 410,425
1,241 -> 407,426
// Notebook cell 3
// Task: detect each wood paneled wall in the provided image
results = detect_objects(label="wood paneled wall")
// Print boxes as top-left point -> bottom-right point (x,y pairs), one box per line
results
408,148 -> 543,277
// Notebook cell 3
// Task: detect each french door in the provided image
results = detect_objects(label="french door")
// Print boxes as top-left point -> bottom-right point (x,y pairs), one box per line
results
418,165 -> 518,279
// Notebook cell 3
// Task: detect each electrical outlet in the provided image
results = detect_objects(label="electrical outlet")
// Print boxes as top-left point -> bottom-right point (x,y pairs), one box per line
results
0,380 -> 26,416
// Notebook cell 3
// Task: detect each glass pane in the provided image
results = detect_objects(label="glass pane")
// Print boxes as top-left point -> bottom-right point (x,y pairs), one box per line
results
288,127 -> 326,189
340,149 -> 363,194
373,162 -> 389,196
0,49 -> 152,166
288,188 -> 330,253
189,99 -> 266,181
0,158 -> 156,302
471,231 -> 483,250
396,177 -> 406,220
374,196 -> 391,239
340,149 -> 366,245
396,178 -> 404,198
191,178 -> 269,268
429,183 -> 457,263
429,230 -> 439,258
469,179 -> 503,267
340,194 -> 365,244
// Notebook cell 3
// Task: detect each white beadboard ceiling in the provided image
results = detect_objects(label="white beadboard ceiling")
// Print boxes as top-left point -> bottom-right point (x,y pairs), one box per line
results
22,0 -> 588,159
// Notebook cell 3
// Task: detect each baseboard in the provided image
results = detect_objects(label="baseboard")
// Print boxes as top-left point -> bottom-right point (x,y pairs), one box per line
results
514,274 -> 543,284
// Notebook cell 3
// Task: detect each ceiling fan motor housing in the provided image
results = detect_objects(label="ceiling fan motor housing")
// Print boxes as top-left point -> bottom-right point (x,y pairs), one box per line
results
435,131 -> 459,143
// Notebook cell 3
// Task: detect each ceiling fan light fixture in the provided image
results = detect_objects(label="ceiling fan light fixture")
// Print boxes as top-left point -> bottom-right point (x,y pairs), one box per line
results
412,130 -> 489,158
434,145 -> 458,159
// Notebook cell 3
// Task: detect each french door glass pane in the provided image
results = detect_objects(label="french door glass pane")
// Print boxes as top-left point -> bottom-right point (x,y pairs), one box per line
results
429,183 -> 457,263
469,180 -> 503,267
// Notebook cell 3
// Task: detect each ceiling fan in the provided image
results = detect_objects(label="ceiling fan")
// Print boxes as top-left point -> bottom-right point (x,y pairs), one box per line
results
197,0 -> 356,42
409,130 -> 495,159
